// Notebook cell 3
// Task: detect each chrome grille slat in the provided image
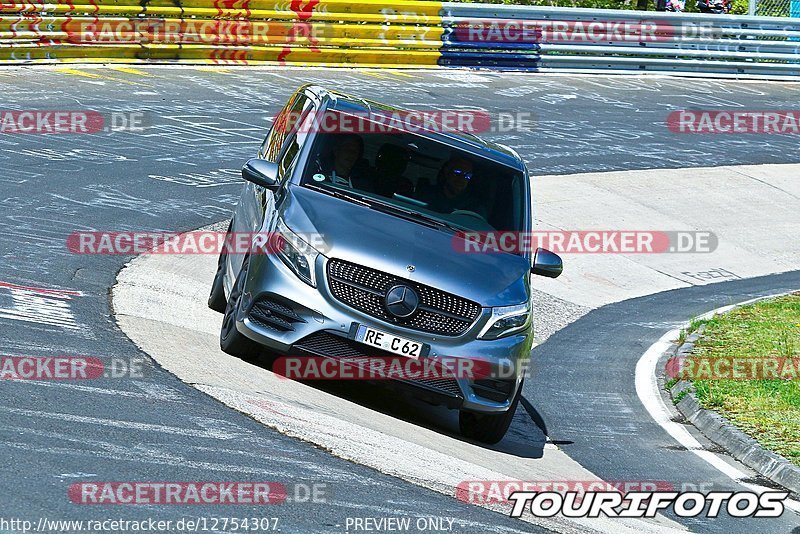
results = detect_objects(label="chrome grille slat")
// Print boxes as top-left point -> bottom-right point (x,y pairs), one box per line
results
326,259 -> 481,336
328,274 -> 384,296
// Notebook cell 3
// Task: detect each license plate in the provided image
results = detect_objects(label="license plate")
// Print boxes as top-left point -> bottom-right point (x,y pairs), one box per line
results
354,325 -> 424,359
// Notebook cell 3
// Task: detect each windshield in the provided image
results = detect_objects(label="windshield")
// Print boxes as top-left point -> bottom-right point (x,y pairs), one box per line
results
298,112 -> 527,234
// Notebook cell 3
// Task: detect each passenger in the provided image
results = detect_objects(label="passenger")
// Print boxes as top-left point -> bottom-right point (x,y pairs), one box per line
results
373,143 -> 414,198
417,156 -> 489,218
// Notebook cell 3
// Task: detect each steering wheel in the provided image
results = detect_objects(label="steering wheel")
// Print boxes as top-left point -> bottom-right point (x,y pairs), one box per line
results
450,210 -> 487,222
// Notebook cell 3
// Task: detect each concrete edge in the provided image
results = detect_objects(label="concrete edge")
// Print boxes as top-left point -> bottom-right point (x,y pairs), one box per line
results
663,308 -> 800,497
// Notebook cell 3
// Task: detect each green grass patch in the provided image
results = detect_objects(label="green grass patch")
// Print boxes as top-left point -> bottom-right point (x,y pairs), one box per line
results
676,317 -> 708,346
689,293 -> 800,466
673,389 -> 688,405
687,317 -> 709,335
665,377 -> 679,390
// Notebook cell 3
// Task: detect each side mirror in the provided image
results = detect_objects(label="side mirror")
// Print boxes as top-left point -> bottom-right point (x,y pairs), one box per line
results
242,158 -> 279,190
532,248 -> 563,278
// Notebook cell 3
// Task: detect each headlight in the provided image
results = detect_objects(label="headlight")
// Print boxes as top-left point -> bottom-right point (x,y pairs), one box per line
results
273,218 -> 319,287
477,301 -> 531,340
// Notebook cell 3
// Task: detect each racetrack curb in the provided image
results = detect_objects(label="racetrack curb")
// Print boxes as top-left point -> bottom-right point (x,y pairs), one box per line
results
664,307 -> 800,497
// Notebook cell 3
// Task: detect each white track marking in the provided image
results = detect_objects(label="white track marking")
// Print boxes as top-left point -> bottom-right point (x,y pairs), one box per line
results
0,283 -> 81,330
635,292 -> 800,515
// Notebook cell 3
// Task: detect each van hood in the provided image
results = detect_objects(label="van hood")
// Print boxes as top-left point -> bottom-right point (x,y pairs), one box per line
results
279,186 -> 530,307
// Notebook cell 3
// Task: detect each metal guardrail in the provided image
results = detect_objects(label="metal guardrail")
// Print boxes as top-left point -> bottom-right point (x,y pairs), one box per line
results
440,4 -> 800,74
0,0 -> 798,76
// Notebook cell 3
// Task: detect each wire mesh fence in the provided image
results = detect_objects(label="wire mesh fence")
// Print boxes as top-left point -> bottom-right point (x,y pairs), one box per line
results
754,0 -> 790,16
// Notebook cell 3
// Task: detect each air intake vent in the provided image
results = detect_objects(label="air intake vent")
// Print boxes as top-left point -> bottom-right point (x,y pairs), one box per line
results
248,297 -> 306,332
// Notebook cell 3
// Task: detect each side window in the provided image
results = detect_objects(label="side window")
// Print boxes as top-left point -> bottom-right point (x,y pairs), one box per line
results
260,93 -> 310,162
279,133 -> 301,177
276,98 -> 316,180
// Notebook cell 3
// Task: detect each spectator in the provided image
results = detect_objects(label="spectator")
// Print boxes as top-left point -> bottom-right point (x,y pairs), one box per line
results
697,0 -> 730,13
666,0 -> 686,11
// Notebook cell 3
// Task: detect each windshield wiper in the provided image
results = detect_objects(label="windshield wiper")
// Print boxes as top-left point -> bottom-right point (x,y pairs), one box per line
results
304,183 -> 371,207
304,182 -> 465,234
355,194 -> 467,233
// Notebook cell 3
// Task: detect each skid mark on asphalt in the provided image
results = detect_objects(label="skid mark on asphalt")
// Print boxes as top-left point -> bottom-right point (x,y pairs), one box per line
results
15,380 -> 188,403
148,168 -> 242,188
1,417 -> 407,482
0,426 -> 306,476
551,392 -> 640,437
142,115 -> 264,145
130,380 -> 186,401
0,406 -> 251,440
168,443 -> 337,475
433,71 -> 496,84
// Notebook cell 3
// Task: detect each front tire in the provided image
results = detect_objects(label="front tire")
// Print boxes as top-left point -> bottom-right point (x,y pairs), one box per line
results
459,384 -> 521,444
220,255 -> 261,358
208,249 -> 229,313
208,221 -> 233,313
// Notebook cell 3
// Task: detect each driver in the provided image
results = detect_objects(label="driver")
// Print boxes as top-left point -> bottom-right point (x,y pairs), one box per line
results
417,156 -> 488,218
317,134 -> 371,190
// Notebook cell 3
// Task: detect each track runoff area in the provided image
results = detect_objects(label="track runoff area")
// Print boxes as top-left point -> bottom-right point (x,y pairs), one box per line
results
1,66 -> 800,533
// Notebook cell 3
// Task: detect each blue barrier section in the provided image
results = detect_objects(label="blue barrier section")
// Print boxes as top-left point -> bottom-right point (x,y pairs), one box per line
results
440,24 -> 543,51
439,22 -> 540,68
438,50 -> 541,69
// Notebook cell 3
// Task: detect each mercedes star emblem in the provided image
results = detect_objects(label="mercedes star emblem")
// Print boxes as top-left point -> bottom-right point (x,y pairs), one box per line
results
384,285 -> 419,319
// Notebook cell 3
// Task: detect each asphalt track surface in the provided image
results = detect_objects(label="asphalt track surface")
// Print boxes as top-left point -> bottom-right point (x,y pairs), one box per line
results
1,66 -> 799,533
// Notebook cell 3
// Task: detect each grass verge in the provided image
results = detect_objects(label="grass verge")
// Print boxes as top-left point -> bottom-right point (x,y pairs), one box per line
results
687,293 -> 800,466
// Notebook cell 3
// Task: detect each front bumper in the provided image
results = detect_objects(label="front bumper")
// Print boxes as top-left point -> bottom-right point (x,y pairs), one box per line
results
233,252 -> 533,413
